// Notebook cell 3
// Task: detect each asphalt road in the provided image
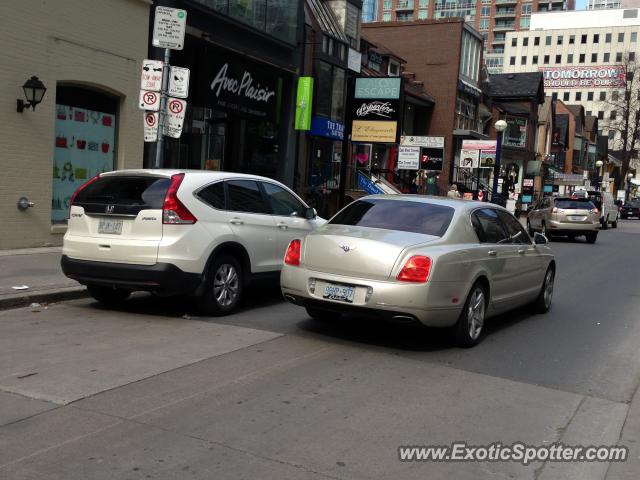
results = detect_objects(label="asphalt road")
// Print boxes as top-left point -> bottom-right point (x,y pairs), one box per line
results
1,220 -> 640,479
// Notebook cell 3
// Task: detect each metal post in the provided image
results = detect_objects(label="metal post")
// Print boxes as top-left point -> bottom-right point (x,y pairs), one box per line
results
492,130 -> 503,204
154,48 -> 171,169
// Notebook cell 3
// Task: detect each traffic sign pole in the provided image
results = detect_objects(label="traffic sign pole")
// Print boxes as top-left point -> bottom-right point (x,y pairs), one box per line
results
154,48 -> 170,169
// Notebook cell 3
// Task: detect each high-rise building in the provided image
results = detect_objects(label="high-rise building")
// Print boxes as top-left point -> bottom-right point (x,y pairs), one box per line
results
368,1 -> 575,73
362,0 -> 379,21
502,8 -> 640,151
587,0 -> 621,9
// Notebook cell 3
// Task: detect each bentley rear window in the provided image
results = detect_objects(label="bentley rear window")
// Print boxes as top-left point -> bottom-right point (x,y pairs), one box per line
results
329,199 -> 454,237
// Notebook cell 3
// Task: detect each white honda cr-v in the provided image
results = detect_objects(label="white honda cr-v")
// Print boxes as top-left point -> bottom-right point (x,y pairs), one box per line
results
61,170 -> 325,315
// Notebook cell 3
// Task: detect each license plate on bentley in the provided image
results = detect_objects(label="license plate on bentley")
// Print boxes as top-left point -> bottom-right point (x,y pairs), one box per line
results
323,284 -> 355,303
98,218 -> 123,235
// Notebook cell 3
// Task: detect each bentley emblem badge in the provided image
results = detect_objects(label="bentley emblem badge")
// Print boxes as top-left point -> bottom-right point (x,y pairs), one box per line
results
105,205 -> 115,214
339,245 -> 356,252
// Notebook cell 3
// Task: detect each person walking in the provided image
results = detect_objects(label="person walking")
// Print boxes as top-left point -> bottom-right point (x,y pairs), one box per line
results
447,184 -> 461,199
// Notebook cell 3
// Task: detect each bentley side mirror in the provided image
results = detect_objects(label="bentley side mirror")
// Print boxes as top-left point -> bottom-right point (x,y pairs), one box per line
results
304,207 -> 317,220
533,232 -> 548,245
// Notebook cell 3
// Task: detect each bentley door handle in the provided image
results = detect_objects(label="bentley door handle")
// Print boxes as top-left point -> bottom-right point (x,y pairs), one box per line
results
230,218 -> 244,225
277,222 -> 288,230
488,250 -> 497,256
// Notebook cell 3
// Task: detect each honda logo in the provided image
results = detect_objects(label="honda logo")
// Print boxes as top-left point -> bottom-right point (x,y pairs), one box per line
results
105,205 -> 115,214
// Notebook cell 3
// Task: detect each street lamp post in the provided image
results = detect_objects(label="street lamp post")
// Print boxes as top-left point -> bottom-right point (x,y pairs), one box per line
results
492,119 -> 508,205
595,159 -> 604,191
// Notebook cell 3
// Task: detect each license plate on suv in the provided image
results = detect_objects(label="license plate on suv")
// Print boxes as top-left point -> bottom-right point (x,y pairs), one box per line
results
98,218 -> 123,235
323,283 -> 355,303
568,215 -> 585,222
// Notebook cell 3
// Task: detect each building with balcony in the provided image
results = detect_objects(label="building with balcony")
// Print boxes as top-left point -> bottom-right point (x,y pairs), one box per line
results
367,1 -> 575,74
587,0 -> 621,8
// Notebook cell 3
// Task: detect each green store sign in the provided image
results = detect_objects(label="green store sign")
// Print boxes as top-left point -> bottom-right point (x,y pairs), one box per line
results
295,77 -> 313,131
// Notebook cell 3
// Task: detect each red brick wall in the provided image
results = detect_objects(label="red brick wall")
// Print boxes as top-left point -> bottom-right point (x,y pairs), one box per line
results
363,20 -> 464,190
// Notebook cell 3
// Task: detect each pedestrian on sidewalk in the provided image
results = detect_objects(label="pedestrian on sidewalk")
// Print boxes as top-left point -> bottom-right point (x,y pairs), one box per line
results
447,184 -> 461,199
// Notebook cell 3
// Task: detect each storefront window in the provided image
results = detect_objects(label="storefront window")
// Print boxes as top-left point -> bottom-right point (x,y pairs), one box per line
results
455,93 -> 477,131
315,61 -> 346,122
196,0 -> 298,44
52,86 -> 117,224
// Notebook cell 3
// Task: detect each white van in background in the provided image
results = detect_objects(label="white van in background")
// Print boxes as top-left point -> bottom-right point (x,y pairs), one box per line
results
577,190 -> 619,229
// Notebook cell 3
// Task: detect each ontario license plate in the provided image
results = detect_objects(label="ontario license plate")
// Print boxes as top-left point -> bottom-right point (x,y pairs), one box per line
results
98,218 -> 123,235
323,284 -> 355,303
568,216 -> 584,222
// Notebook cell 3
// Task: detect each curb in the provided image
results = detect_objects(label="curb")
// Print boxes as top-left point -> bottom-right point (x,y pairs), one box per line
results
0,286 -> 88,311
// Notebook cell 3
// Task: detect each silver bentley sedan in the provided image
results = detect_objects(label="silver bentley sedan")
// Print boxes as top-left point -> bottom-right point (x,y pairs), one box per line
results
281,195 -> 555,347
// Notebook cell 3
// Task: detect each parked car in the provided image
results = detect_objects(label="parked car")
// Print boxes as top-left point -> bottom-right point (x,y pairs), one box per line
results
281,196 -> 555,347
578,190 -> 619,229
61,170 -> 325,314
527,196 -> 600,243
621,199 -> 640,219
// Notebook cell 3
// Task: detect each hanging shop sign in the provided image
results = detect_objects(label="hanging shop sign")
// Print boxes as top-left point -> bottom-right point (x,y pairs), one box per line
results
348,48 -> 362,73
295,77 -> 314,131
354,77 -> 401,99
540,66 -> 626,89
398,146 -> 420,170
353,99 -> 400,121
503,117 -> 527,148
352,77 -> 402,143
400,136 -> 445,171
351,120 -> 397,143
460,140 -> 497,169
204,54 -> 280,120
310,117 -> 344,141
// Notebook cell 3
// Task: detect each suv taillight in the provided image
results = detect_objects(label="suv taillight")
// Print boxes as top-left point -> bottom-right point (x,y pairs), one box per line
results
68,174 -> 101,219
590,208 -> 599,214
163,173 -> 197,224
397,256 -> 432,283
284,239 -> 301,266
552,207 -> 558,213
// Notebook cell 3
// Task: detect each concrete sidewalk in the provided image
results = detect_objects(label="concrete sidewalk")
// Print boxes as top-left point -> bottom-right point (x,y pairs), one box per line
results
0,247 -> 86,310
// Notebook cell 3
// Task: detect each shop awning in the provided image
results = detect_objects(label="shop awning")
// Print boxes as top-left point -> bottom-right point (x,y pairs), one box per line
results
307,0 -> 348,43
453,129 -> 489,140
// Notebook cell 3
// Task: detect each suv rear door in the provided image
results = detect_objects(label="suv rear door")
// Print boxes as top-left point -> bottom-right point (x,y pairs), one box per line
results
64,173 -> 170,265
225,179 -> 279,273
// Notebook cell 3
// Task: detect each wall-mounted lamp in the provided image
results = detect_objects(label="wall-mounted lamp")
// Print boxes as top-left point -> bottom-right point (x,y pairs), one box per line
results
17,76 -> 47,112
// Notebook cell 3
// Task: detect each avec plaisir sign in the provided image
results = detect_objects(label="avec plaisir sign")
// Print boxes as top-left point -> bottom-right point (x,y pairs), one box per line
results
540,66 -> 626,89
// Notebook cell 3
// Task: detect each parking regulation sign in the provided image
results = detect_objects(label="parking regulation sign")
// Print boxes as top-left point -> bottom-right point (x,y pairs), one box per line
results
144,112 -> 159,142
139,90 -> 160,111
152,6 -> 187,50
141,59 -> 163,91
163,97 -> 187,138
168,66 -> 190,98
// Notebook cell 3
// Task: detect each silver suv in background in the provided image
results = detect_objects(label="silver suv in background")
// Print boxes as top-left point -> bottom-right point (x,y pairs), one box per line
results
527,196 -> 600,243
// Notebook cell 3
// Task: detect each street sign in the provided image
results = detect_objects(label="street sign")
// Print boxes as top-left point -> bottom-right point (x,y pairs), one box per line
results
141,59 -> 163,91
168,66 -> 190,98
152,6 -> 187,50
139,90 -> 160,111
398,146 -> 420,170
163,97 -> 187,138
144,112 -> 159,142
